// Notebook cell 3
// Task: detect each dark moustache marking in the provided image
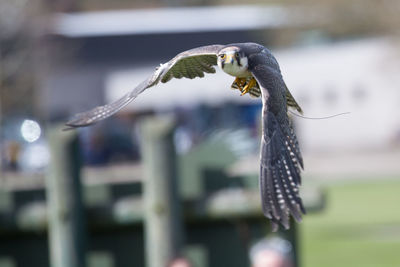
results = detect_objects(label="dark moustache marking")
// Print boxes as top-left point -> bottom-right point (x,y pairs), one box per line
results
236,53 -> 242,67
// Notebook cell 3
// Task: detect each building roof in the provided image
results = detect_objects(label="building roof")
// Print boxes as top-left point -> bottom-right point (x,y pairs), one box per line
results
52,5 -> 291,37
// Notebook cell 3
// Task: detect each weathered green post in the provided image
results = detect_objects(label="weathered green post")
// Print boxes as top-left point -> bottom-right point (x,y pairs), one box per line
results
46,126 -> 86,267
140,116 -> 183,267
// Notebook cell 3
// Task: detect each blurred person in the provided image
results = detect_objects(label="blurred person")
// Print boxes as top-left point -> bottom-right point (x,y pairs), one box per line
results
80,127 -> 110,165
249,237 -> 293,267
4,140 -> 21,171
166,256 -> 192,267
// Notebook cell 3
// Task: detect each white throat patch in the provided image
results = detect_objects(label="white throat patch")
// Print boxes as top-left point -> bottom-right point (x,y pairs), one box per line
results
218,51 -> 250,78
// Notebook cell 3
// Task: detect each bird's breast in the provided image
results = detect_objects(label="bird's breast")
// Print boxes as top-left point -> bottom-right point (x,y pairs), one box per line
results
221,64 -> 252,78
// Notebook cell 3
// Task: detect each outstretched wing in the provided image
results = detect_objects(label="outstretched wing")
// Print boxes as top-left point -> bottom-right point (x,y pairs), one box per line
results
251,64 -> 305,231
65,44 -> 224,129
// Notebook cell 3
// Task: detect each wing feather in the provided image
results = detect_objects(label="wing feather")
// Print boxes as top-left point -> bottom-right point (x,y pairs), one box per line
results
64,77 -> 154,129
65,44 -> 223,128
178,60 -> 188,78
161,45 -> 222,83
194,58 -> 210,76
285,84 -> 303,114
185,59 -> 196,79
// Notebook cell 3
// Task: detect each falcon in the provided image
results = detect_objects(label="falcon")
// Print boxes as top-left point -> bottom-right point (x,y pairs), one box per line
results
65,42 -> 305,231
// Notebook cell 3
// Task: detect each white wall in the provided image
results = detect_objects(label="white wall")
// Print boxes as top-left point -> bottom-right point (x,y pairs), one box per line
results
277,38 -> 400,152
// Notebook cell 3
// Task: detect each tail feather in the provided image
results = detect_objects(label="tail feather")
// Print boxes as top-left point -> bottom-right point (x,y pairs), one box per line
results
260,111 -> 305,231
283,121 -> 304,171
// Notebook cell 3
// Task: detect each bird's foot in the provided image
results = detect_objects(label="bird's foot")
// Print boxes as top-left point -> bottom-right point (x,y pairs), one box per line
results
240,77 -> 257,96
232,77 -> 247,91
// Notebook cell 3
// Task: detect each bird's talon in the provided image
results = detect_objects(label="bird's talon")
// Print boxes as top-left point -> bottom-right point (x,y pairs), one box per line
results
233,77 -> 247,91
240,84 -> 251,96
240,78 -> 256,96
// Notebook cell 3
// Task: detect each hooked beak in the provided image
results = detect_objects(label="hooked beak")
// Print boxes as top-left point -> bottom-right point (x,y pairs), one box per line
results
225,54 -> 235,64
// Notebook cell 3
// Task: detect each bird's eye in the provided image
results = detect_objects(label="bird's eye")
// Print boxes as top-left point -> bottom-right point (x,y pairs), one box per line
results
220,54 -> 226,59
235,52 -> 240,57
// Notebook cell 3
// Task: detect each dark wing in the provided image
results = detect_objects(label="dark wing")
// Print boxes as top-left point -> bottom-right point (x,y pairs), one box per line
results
65,44 -> 224,129
251,64 -> 305,231
285,84 -> 303,114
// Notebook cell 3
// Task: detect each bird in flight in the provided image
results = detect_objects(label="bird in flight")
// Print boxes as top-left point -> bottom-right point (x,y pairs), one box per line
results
66,42 -> 305,231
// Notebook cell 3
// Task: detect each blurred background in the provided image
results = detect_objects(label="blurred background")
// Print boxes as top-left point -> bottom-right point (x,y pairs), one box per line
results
1,0 -> 400,267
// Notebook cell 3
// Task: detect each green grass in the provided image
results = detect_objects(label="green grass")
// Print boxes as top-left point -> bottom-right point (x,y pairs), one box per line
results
300,179 -> 400,267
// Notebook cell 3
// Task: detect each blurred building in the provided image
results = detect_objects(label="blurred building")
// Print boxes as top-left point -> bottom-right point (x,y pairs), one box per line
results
277,38 -> 400,152
277,38 -> 400,179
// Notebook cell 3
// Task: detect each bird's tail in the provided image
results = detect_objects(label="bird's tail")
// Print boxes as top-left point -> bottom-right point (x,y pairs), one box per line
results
260,111 -> 305,231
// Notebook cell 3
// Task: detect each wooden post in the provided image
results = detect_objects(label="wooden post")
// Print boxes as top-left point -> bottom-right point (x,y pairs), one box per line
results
140,116 -> 183,267
46,126 -> 86,267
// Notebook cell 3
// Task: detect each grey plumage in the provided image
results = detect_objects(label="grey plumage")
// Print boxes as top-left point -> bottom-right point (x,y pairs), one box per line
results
236,43 -> 304,231
65,42 -> 305,231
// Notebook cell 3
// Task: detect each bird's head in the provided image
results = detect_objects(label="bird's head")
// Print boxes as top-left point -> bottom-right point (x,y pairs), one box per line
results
217,46 -> 250,78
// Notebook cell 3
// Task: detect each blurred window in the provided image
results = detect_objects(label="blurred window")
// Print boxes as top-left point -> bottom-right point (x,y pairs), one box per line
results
323,87 -> 338,106
352,85 -> 367,104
